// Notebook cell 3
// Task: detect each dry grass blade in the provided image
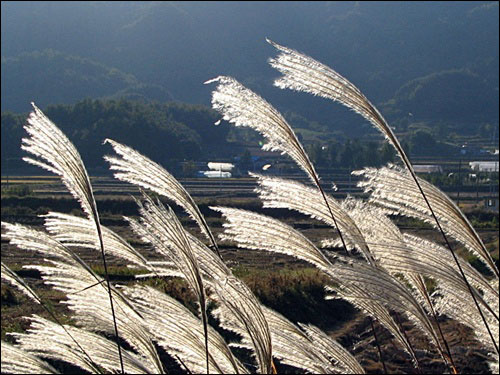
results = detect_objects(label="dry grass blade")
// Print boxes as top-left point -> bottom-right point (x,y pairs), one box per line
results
1,341 -> 59,374
1,262 -> 40,304
104,138 -> 221,258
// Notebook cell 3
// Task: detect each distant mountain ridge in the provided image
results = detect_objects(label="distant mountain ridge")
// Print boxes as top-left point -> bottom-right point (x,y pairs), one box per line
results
1,1 -> 498,138
1,49 -> 174,112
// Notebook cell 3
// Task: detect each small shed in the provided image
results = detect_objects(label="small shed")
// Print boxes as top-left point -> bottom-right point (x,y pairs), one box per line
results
413,164 -> 443,173
469,161 -> 499,172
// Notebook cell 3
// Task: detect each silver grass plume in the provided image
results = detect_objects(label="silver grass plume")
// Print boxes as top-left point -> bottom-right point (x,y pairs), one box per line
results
127,193 -> 211,373
337,198 -> 457,308
251,172 -> 374,264
267,40 -> 499,351
132,223 -> 275,372
259,306 -> 337,374
1,341 -> 59,374
353,169 -> 498,354
213,207 -> 421,362
334,198 -> 463,368
127,194 -> 207,316
22,103 -> 97,221
104,138 -> 221,258
267,39 -> 410,169
433,280 -> 499,368
125,285 -> 249,374
262,306 -> 364,374
211,275 -> 274,374
132,232 -> 232,285
1,222 -> 164,373
298,323 -> 366,375
206,75 -> 353,288
131,205 -> 273,374
325,255 -> 441,361
212,207 -> 331,270
153,235 -> 274,374
43,212 -> 151,271
1,261 -> 102,372
355,164 -> 499,278
21,103 -> 124,370
403,234 -> 498,308
11,315 -> 154,374
205,76 -> 318,183
214,206 -> 431,336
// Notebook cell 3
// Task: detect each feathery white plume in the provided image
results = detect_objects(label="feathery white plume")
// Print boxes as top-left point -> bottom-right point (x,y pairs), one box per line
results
1,341 -> 59,374
104,139 -> 219,255
212,275 -> 274,374
130,201 -> 271,373
268,39 -> 499,353
433,280 -> 499,367
260,306 -> 337,374
22,103 -> 98,221
127,193 -> 211,372
212,206 -> 331,270
355,164 -> 498,277
213,207 -> 424,361
128,194 -> 206,310
126,285 -> 248,374
205,76 -> 318,183
1,222 -> 164,373
262,306 -> 364,374
267,39 -> 410,168
11,315 -> 153,374
252,173 -> 374,263
299,323 -> 365,374
21,103 -> 125,369
43,212 -> 150,270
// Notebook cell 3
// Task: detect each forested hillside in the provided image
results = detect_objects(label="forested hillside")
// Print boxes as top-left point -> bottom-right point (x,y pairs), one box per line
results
1,1 -> 498,155
1,99 -> 230,171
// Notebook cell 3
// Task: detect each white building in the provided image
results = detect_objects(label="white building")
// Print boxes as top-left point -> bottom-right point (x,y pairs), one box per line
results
199,162 -> 234,178
413,164 -> 443,173
469,161 -> 499,172
202,170 -> 232,178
